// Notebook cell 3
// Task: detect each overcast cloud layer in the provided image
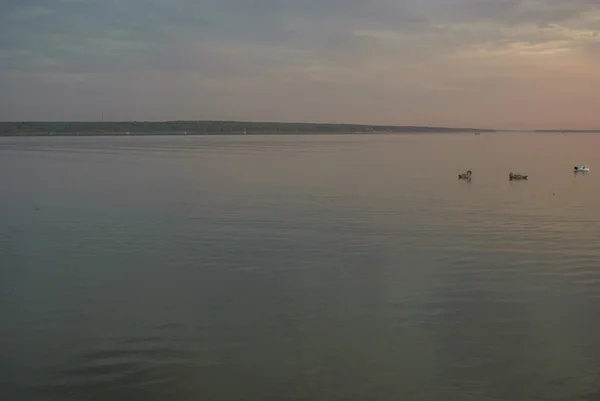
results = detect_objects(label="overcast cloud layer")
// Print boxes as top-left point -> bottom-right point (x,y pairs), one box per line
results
1,0 -> 599,129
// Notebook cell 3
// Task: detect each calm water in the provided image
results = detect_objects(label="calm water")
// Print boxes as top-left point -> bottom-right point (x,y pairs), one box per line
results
1,133 -> 600,401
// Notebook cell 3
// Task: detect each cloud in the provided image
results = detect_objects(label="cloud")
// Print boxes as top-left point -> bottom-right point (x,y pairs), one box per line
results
1,0 -> 600,128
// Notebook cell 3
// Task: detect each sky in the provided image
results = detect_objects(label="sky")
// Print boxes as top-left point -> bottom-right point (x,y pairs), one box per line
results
1,0 -> 599,129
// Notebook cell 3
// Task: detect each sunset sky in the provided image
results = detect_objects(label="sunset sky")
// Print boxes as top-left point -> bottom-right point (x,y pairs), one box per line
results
1,0 -> 599,130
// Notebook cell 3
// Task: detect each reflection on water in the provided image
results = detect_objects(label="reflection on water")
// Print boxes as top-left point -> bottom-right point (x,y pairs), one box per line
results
1,133 -> 600,400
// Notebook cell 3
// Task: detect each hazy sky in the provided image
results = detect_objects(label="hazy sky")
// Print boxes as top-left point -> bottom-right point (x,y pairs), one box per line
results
1,0 -> 599,129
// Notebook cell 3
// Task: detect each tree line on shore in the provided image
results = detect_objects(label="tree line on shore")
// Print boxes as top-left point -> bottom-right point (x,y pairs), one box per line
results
0,120 -> 495,136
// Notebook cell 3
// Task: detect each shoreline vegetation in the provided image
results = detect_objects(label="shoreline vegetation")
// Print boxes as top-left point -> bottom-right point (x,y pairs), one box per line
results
0,121 -> 495,136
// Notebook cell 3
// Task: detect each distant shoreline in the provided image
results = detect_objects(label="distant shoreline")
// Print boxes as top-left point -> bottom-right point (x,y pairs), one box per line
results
0,131 -> 493,137
534,130 -> 600,133
0,120 -> 494,136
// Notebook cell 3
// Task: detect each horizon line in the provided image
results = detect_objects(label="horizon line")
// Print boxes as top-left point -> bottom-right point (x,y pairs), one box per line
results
1,119 -> 600,132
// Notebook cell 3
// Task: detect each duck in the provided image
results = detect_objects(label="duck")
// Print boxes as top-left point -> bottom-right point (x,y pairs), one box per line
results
509,172 -> 528,180
458,170 -> 472,180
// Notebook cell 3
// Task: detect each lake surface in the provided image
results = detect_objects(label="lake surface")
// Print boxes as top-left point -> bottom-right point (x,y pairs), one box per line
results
1,132 -> 600,401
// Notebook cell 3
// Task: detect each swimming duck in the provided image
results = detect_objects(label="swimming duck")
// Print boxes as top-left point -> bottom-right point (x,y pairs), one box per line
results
509,172 -> 528,180
458,170 -> 472,180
